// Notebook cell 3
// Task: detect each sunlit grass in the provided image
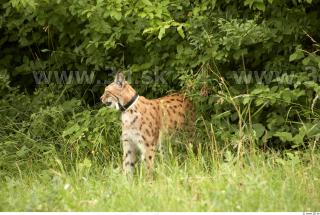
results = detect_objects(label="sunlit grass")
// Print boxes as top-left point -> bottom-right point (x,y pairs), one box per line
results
1,148 -> 319,211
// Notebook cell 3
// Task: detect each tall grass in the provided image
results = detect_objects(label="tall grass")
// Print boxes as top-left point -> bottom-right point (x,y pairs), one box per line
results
0,144 -> 319,211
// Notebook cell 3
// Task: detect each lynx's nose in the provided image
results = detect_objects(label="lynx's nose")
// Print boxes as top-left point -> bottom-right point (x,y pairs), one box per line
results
100,96 -> 112,106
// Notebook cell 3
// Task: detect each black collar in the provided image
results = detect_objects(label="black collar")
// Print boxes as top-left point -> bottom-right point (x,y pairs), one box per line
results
119,93 -> 139,112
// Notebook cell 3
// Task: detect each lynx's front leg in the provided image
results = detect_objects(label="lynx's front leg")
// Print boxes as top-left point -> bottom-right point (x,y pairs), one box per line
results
122,139 -> 137,176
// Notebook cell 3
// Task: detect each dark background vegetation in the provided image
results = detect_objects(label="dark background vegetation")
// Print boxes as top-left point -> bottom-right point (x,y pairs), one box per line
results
1,0 -> 320,176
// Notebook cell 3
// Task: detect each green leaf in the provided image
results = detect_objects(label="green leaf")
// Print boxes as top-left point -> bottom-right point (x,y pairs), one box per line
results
289,51 -> 304,62
292,133 -> 304,146
141,0 -> 152,6
254,2 -> 265,11
242,96 -> 251,105
302,57 -> 311,65
212,111 -> 231,120
16,145 -> 28,157
244,0 -> 255,8
158,27 -> 166,40
253,123 -> 265,138
142,27 -> 155,34
110,11 -> 122,21
177,25 -> 185,38
63,124 -> 80,137
274,132 -> 293,142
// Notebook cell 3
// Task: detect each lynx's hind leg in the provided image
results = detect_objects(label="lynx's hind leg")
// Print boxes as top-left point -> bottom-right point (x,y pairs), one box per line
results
140,139 -> 157,176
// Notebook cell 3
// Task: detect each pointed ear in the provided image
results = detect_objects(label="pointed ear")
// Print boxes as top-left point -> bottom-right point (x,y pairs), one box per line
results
114,72 -> 125,87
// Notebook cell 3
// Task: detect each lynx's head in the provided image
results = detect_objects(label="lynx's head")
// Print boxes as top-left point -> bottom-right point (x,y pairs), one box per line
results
100,72 -> 138,111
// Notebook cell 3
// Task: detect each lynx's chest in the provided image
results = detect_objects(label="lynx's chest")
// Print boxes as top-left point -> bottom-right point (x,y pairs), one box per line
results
121,110 -> 143,139
121,98 -> 161,144
121,110 -> 140,129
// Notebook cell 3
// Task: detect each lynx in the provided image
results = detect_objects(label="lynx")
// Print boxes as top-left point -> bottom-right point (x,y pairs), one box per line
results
100,73 -> 194,175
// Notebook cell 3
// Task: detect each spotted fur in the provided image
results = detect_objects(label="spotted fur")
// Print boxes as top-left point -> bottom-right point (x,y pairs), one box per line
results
100,73 -> 194,175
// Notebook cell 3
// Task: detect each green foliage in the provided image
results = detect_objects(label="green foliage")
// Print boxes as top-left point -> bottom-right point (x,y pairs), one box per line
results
0,69 -> 120,175
61,106 -> 121,164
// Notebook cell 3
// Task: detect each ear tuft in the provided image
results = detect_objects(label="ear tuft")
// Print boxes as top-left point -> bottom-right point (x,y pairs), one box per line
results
114,72 -> 125,87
